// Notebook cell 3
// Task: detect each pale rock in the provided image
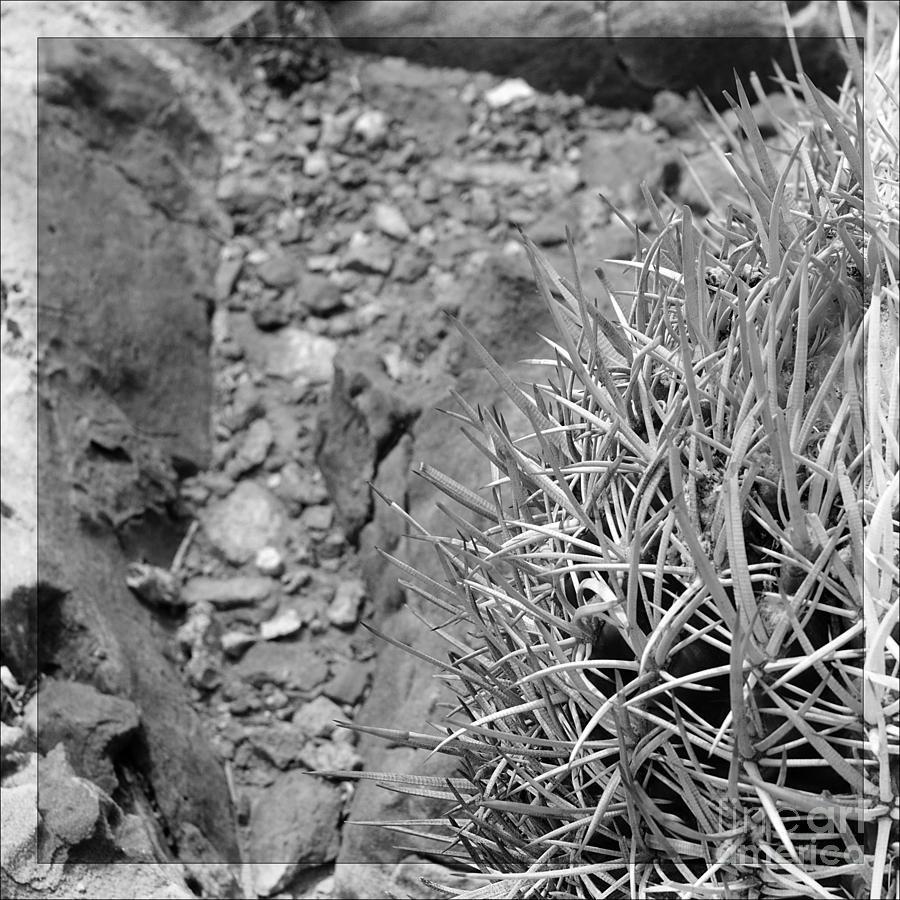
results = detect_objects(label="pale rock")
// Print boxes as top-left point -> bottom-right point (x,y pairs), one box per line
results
484,77 -> 535,109
293,696 -> 344,739
230,418 -> 273,475
304,151 -> 329,177
328,578 -> 365,628
352,109 -> 388,146
182,575 -> 274,608
342,231 -> 393,275
221,631 -> 256,659
262,328 -> 337,383
373,202 -> 411,241
255,546 -> 285,577
200,482 -> 286,565
260,608 -> 303,641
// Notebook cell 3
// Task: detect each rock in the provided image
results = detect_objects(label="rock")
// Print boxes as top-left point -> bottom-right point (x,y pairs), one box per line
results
304,276 -> 344,316
417,177 -> 441,203
221,630 -> 257,659
260,607 -> 303,641
10,29 -> 238,867
271,462 -> 329,515
200,481 -> 286,565
256,254 -> 301,289
605,1 -> 859,104
352,108 -> 389,146
125,563 -> 183,609
300,738 -> 362,773
293,696 -> 345,739
25,679 -> 140,795
255,546 -> 285,577
527,208 -> 575,247
444,158 -> 533,189
373,202 -> 411,241
301,504 -> 335,533
231,318 -> 338,384
467,187 -> 499,229
38,744 -> 112,847
337,369 -> 538,883
236,640 -> 329,692
0,723 -> 29,776
391,247 -> 432,284
651,89 -> 702,136
230,418 -> 274,476
217,173 -> 275,217
215,255 -> 243,302
303,150 -> 330,177
330,1 -> 856,110
247,722 -> 305,770
449,252 -> 554,368
0,781 -> 42,888
484,77 -> 535,109
249,773 -> 343,895
225,381 -> 265,431
327,579 -> 366,629
277,209 -> 305,244
316,352 -> 420,542
579,129 -> 661,205
342,231 -> 394,275
324,658 -> 371,705
182,575 -> 275,608
250,290 -> 292,331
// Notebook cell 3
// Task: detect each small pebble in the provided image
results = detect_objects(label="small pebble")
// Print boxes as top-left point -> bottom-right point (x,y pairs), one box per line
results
328,578 -> 365,628
260,607 -> 304,641
255,546 -> 285,578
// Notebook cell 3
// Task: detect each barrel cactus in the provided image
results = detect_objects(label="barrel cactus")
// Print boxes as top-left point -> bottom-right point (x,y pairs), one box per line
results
336,17 -> 899,900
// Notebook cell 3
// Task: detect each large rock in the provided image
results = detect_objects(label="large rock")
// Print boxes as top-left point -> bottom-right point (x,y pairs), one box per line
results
327,1 -> 859,106
25,678 -> 140,796
200,481 -> 287,564
249,772 -> 343,896
336,367 -> 535,896
38,36 -> 217,470
1,744 -> 193,899
316,348 -> 420,543
0,25 -> 238,868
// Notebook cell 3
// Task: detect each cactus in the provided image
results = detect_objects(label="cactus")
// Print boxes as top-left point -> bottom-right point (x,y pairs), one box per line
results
332,14 -> 899,900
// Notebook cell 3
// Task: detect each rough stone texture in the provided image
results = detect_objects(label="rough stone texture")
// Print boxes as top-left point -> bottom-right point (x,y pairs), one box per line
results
200,481 -> 287,564
236,639 -> 329,692
230,315 -> 338,383
182,575 -> 276,608
25,678 -> 140,796
316,349 -> 419,543
336,367 -> 534,894
38,36 -> 216,470
0,26 -> 240,867
249,772 -> 343,896
1,744 -> 193,899
327,1 -> 860,107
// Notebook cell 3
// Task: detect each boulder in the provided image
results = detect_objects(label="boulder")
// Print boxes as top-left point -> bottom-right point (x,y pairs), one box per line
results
199,481 -> 287,565
25,678 -> 140,795
0,30 -> 239,867
316,348 -> 420,543
326,1 -> 859,107
0,744 -> 194,899
249,772 -> 343,896
336,367 -> 535,894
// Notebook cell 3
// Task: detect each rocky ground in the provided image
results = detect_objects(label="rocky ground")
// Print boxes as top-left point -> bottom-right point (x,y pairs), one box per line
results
1,3 -> 867,899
